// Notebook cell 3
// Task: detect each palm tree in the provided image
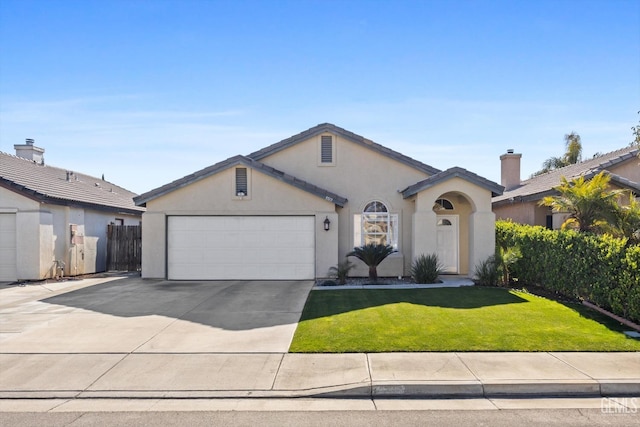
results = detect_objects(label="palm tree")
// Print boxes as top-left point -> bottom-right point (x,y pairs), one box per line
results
534,132 -> 583,176
328,259 -> 356,285
347,243 -> 395,282
562,132 -> 582,165
540,171 -> 623,233
613,196 -> 640,245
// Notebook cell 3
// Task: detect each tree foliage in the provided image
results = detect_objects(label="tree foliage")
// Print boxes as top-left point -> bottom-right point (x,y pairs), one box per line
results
496,220 -> 640,323
612,197 -> 640,246
632,111 -> 640,148
328,259 -> 355,285
540,172 -> 623,233
347,243 -> 395,282
534,132 -> 582,176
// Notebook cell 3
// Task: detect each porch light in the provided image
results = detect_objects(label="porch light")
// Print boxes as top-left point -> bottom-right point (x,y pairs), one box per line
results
323,216 -> 331,231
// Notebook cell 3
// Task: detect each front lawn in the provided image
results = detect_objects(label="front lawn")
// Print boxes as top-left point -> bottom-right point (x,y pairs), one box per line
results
289,287 -> 640,352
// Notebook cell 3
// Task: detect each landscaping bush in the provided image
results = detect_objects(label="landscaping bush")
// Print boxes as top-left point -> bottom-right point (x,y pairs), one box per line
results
474,255 -> 500,286
411,253 -> 443,283
327,259 -> 355,285
496,220 -> 640,323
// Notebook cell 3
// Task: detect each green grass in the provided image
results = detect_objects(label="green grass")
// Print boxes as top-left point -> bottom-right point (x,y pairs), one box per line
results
289,287 -> 640,352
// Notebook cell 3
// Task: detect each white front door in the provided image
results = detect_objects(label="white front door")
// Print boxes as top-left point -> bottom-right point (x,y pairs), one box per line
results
436,215 -> 458,273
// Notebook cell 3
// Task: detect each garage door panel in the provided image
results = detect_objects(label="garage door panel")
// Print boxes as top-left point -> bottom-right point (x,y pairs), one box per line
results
167,216 -> 315,280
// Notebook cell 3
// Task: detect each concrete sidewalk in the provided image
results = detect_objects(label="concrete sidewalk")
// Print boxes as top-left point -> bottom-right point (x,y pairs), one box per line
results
0,276 -> 638,401
1,352 -> 638,399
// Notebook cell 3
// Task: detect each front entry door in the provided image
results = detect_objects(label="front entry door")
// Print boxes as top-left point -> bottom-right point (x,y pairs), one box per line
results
436,215 -> 459,273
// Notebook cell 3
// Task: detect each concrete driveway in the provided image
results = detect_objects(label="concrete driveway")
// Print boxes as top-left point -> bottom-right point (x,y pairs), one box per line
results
0,276 -> 314,353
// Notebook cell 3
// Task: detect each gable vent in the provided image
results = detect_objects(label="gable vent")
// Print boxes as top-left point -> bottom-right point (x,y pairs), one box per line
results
321,135 -> 333,163
235,167 -> 248,196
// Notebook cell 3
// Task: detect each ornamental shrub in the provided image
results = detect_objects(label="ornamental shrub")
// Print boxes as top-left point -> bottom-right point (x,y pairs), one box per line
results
496,220 -> 639,323
411,253 -> 443,284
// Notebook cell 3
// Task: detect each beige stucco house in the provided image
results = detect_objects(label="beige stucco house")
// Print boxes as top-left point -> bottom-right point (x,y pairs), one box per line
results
135,123 -> 504,280
0,140 -> 143,282
493,146 -> 640,229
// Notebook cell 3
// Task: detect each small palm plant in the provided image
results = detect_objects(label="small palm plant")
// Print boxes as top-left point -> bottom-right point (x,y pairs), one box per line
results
539,171 -> 623,233
327,259 -> 355,285
347,243 -> 395,282
411,253 -> 443,284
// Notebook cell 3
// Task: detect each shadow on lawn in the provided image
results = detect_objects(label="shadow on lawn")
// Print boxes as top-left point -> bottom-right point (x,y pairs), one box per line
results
301,286 -> 528,320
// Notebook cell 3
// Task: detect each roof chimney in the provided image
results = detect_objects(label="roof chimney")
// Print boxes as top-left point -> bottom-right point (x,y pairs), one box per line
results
500,149 -> 522,191
14,138 -> 45,164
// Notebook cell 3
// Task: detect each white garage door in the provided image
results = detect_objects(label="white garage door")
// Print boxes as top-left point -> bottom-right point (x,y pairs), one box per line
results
0,213 -> 17,282
167,216 -> 315,280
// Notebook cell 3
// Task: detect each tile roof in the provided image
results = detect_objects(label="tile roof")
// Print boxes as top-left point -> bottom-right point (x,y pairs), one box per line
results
401,167 -> 504,198
0,151 -> 144,214
134,155 -> 348,207
248,123 -> 442,175
493,145 -> 640,204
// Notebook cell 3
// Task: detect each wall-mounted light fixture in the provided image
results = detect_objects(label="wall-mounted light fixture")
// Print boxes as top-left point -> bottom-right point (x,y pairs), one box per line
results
323,216 -> 331,231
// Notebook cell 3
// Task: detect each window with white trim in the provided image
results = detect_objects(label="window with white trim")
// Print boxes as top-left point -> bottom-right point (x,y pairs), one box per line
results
433,198 -> 454,211
353,201 -> 398,249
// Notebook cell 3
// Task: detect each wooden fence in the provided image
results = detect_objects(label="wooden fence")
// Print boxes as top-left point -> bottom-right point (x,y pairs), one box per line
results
106,224 -> 142,271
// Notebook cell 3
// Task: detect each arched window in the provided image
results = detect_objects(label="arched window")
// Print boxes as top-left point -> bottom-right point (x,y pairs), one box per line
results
354,201 -> 398,249
433,198 -> 454,211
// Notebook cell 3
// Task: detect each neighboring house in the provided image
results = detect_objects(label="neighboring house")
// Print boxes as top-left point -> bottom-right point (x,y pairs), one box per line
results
134,123 -> 503,281
493,146 -> 640,229
0,140 -> 144,282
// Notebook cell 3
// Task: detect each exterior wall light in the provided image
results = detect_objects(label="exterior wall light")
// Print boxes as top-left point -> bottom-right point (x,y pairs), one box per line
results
323,216 -> 331,231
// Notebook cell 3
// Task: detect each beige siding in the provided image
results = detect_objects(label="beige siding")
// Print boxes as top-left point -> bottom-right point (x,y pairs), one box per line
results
142,167 -> 338,279
1,187 -> 140,280
257,133 -> 432,275
609,158 -> 640,182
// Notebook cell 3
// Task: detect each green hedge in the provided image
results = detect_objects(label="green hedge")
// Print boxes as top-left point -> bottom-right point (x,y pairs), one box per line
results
496,220 -> 640,323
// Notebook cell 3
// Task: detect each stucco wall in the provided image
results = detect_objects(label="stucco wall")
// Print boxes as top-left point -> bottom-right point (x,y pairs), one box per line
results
0,187 -> 40,210
1,187 -> 140,280
414,177 -> 496,276
256,132 -> 432,276
142,167 -> 337,279
141,131 -> 498,280
494,201 -> 538,225
610,158 -> 640,182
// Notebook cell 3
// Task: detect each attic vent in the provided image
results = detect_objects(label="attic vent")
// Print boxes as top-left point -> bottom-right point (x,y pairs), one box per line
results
235,167 -> 248,196
321,136 -> 333,163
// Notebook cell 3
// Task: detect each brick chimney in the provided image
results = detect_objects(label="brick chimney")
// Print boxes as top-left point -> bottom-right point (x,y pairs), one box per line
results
500,149 -> 521,190
14,138 -> 45,164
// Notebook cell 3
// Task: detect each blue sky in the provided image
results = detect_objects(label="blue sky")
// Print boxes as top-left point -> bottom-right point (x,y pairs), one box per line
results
1,0 -> 638,195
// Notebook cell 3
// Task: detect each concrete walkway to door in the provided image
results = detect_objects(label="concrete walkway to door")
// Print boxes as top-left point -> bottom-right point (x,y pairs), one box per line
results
0,276 -> 314,353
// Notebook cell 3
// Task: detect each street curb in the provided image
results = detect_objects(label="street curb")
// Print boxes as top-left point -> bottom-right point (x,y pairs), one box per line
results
2,381 -> 638,400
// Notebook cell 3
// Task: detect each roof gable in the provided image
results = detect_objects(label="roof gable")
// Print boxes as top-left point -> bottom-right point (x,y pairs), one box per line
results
0,151 -> 143,214
134,155 -> 348,207
248,123 -> 441,175
401,167 -> 504,198
493,145 -> 640,203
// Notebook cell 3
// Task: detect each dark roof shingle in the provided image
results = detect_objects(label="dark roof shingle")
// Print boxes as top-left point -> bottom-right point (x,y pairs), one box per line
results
0,151 -> 144,214
493,145 -> 640,204
402,167 -> 504,198
493,146 -> 640,203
